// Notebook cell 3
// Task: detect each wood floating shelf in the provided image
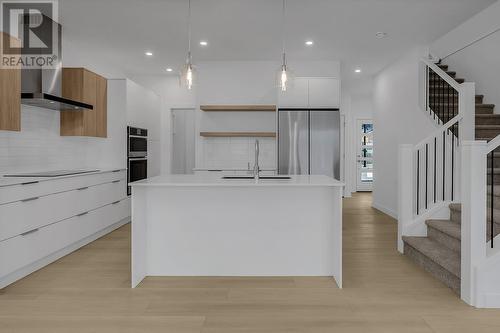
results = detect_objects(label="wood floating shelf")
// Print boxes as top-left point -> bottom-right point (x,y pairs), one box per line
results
200,132 -> 276,138
200,105 -> 276,112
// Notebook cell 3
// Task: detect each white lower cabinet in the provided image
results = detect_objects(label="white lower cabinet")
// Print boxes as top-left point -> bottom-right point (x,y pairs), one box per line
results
0,199 -> 129,279
0,170 -> 130,288
0,179 -> 126,242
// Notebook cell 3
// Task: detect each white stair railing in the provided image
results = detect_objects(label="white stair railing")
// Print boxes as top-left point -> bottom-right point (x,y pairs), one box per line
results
461,137 -> 500,307
398,57 -> 475,253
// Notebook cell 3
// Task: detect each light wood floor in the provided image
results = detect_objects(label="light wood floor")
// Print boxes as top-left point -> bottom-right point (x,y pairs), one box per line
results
1,193 -> 500,332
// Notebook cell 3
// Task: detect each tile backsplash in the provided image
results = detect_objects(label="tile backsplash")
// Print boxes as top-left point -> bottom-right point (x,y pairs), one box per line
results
201,137 -> 276,170
0,105 -> 126,174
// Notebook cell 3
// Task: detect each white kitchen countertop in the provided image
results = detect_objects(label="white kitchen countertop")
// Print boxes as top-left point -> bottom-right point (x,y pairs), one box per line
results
130,174 -> 344,187
0,168 -> 126,188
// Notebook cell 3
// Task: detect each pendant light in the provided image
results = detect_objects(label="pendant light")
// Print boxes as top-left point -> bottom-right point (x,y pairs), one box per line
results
181,0 -> 195,90
278,0 -> 293,92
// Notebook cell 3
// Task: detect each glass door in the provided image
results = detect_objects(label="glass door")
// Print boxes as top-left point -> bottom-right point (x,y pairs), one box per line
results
356,119 -> 373,192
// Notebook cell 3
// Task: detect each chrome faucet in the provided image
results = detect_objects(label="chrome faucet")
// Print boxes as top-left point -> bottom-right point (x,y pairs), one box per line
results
253,139 -> 260,180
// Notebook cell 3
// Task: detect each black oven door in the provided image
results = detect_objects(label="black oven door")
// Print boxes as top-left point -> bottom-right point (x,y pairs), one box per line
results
128,136 -> 147,157
128,158 -> 147,195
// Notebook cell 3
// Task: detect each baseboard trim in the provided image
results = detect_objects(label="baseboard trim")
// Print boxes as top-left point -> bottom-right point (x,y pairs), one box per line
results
478,293 -> 500,308
0,217 -> 130,290
372,201 -> 397,219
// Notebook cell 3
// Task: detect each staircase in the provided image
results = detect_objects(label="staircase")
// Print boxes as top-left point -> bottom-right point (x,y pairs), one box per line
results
403,63 -> 500,295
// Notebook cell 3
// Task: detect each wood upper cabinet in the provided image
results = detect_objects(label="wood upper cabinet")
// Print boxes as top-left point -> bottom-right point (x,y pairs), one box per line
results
0,32 -> 21,131
60,68 -> 107,137
0,68 -> 21,131
95,75 -> 107,137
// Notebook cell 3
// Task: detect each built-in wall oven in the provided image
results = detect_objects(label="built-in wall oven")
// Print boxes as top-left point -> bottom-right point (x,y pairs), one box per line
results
127,126 -> 148,195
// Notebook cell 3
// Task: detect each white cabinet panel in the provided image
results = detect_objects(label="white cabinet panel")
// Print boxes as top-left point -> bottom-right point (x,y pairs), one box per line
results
277,78 -> 309,108
0,199 -> 130,279
277,78 -> 340,109
0,170 -> 126,205
308,78 -> 340,108
0,179 -> 126,242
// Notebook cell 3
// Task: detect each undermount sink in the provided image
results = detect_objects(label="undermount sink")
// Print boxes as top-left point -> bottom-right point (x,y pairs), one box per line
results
222,175 -> 291,180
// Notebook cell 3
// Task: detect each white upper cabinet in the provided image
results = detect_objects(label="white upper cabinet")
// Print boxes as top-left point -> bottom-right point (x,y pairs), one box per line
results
277,78 -> 340,109
308,78 -> 340,108
277,77 -> 309,108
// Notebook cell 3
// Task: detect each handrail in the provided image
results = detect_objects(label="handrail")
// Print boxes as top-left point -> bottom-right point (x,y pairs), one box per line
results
414,114 -> 462,150
486,134 -> 500,154
420,57 -> 462,91
401,58 -> 475,219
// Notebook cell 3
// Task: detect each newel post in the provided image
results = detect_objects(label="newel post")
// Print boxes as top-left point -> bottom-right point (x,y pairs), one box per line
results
398,144 -> 414,253
461,140 -> 487,306
460,82 -> 476,142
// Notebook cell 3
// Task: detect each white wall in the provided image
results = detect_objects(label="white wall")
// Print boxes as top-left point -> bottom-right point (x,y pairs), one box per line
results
342,77 -> 374,196
0,79 -> 127,174
372,46 -> 435,218
196,61 -> 279,170
128,75 -> 197,175
126,80 -> 162,177
430,0 -> 500,112
62,38 -> 126,79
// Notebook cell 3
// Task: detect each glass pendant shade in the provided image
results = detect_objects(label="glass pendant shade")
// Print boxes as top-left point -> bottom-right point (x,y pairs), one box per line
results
276,54 -> 294,92
180,59 -> 196,90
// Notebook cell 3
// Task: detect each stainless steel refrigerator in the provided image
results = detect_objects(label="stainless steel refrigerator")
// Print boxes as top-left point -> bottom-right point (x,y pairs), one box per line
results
278,109 -> 341,180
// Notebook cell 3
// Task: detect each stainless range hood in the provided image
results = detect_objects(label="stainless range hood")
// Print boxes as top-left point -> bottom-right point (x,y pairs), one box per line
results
20,15 -> 93,111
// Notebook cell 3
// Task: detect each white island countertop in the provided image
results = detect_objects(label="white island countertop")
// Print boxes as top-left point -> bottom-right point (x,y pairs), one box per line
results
130,174 -> 344,187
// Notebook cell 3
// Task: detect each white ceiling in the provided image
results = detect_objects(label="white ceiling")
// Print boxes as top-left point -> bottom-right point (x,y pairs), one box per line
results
59,0 -> 496,79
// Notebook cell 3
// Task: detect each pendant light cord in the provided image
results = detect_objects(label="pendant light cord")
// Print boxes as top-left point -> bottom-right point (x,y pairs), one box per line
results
281,0 -> 286,58
187,0 -> 192,61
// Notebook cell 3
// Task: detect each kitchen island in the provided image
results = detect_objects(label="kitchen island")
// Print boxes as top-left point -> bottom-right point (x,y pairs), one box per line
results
130,174 -> 344,288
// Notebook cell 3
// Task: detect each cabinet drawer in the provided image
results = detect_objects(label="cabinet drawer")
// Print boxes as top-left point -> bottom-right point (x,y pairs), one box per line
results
0,179 -> 126,241
0,198 -> 130,279
0,170 -> 125,205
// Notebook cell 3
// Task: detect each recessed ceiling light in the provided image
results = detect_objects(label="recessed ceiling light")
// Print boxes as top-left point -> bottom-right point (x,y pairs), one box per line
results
145,51 -> 153,56
355,69 -> 362,73
199,40 -> 208,46
305,40 -> 314,46
375,32 -> 388,39
166,68 -> 173,72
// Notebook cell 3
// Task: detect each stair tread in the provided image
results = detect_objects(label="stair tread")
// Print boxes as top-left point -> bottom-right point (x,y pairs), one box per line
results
426,219 -> 461,240
476,114 -> 500,118
431,103 -> 494,107
487,186 -> 500,196
431,71 -> 456,77
450,203 -> 500,223
475,125 -> 500,129
429,77 -> 464,81
402,236 -> 460,278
